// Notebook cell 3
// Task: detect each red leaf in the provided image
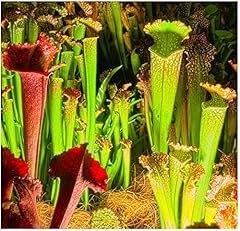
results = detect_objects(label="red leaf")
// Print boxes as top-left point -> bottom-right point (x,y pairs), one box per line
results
3,32 -> 58,73
83,153 -> 108,191
30,32 -> 59,72
20,71 -> 49,177
9,177 -> 42,228
48,144 -> 108,228
1,147 -> 28,201
2,33 -> 59,177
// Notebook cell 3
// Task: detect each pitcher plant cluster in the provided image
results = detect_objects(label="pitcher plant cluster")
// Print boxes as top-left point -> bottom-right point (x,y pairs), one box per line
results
1,2 -> 237,229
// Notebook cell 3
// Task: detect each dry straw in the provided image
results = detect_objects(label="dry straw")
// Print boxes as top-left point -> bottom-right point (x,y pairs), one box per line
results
36,166 -> 159,229
37,202 -> 91,229
99,167 -> 159,228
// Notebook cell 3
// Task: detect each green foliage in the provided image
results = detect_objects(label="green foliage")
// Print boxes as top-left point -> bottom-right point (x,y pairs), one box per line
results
91,208 -> 121,229
1,2 -> 237,228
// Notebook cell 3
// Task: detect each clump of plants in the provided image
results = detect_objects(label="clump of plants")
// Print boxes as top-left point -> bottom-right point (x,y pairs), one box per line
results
1,2 -> 237,229
91,208 -> 121,229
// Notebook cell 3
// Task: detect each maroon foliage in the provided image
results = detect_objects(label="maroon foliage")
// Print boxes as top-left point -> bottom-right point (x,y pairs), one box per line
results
48,144 -> 108,228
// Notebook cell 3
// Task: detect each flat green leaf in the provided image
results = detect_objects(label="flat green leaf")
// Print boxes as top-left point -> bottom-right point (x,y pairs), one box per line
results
204,5 -> 218,16
215,30 -> 233,40
96,65 -> 122,110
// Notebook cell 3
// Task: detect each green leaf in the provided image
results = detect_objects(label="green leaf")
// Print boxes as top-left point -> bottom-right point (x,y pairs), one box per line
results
144,20 -> 191,57
204,5 -> 218,16
214,30 -> 233,40
59,51 -> 74,84
83,37 -> 98,155
139,153 -> 177,228
96,65 -> 122,110
181,163 -> 205,228
1,74 -> 15,79
192,83 -> 234,223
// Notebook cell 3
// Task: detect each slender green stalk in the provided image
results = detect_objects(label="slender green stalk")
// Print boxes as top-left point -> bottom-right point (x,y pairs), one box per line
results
78,101 -> 87,144
192,83 -> 236,223
13,73 -> 23,126
144,2 -> 153,20
180,97 -> 189,145
60,51 -> 74,86
83,37 -> 98,156
1,67 -> 9,91
174,59 -> 187,144
1,122 -> 8,148
103,3 -> 120,66
102,114 -> 113,138
96,65 -> 122,110
108,106 -> 123,188
80,37 -> 99,208
2,88 -> 19,157
111,2 -> 128,71
8,77 -> 20,125
223,103 -> 237,153
48,77 -> 65,205
168,143 -> 197,226
128,15 -> 139,41
71,22 -> 86,78
63,88 -> 81,150
144,20 -> 191,153
131,49 -> 141,75
121,139 -> 132,188
10,18 -> 26,44
107,145 -> 123,189
139,153 -> 177,228
75,55 -> 86,95
38,109 -> 50,183
27,16 -> 39,44
112,85 -> 132,188
98,29 -> 112,65
48,77 -> 65,154
112,113 -> 121,159
180,163 -> 205,228
16,125 -> 25,160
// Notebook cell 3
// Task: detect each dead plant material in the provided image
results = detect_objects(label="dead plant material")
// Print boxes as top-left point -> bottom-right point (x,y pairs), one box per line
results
37,201 -> 54,228
99,169 -> 160,229
36,201 -> 91,229
35,167 -> 159,229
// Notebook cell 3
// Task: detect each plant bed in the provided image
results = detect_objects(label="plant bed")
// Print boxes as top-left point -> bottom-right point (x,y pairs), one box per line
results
1,2 -> 237,229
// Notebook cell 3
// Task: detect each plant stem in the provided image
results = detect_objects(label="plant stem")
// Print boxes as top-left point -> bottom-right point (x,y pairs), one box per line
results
27,16 -> 39,44
75,55 -> 86,95
223,104 -> 237,153
48,77 -> 65,205
60,51 -> 74,86
63,88 -> 80,150
121,139 -> 132,188
83,37 -> 98,156
1,122 -> 8,148
48,77 -> 65,154
2,97 -> 19,157
144,20 -> 191,153
111,2 -> 128,72
192,84 -> 231,223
